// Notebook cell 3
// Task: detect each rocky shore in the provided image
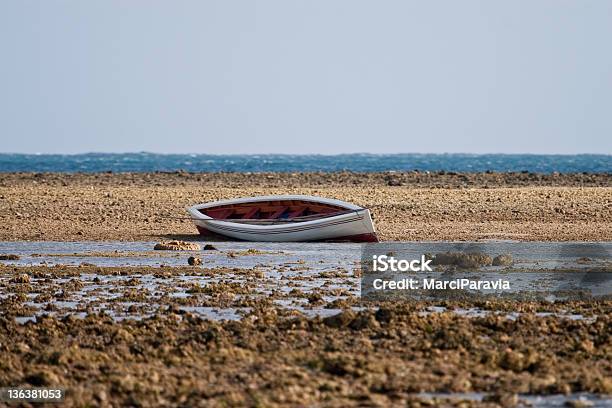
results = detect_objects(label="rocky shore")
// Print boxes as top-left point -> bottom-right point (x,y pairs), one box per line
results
0,166 -> 610,408
1,260 -> 610,407
1,301 -> 609,407
1,170 -> 611,188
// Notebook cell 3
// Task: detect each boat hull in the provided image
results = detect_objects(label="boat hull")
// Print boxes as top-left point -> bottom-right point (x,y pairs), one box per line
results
196,226 -> 378,243
192,209 -> 377,242
187,195 -> 378,242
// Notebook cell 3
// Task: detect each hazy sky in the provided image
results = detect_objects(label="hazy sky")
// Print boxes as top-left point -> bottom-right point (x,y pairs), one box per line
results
1,1 -> 611,154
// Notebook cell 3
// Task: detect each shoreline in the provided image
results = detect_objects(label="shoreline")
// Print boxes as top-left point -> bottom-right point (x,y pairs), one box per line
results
1,170 -> 611,188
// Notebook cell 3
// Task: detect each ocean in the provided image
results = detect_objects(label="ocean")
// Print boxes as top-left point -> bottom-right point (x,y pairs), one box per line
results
0,153 -> 609,173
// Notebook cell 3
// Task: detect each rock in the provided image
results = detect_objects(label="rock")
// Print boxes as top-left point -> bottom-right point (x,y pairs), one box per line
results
349,313 -> 379,330
375,308 -> 393,323
578,340 -> 594,353
25,369 -> 60,386
323,310 -> 357,328
500,349 -> 527,371
0,254 -> 20,260
188,256 -> 202,266
95,390 -> 108,403
324,297 -> 356,309
203,244 -> 218,251
154,241 -> 200,251
432,252 -> 492,268
493,254 -> 513,266
113,328 -> 134,342
307,293 -> 324,305
565,399 -> 594,408
16,342 -> 30,353
10,273 -> 30,284
484,393 -> 519,407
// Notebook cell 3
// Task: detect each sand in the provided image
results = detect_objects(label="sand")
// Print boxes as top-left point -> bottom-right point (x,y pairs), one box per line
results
0,172 -> 610,241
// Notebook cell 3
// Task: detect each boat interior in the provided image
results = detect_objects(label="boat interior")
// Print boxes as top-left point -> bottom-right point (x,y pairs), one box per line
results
198,199 -> 352,222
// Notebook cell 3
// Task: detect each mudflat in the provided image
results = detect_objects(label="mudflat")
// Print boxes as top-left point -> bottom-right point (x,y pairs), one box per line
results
0,172 -> 610,241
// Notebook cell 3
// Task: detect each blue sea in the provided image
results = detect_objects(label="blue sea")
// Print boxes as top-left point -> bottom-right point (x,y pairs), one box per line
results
0,153 -> 609,173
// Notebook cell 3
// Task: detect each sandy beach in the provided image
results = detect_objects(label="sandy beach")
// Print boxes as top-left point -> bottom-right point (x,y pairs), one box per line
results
0,172 -> 612,241
1,172 -> 610,241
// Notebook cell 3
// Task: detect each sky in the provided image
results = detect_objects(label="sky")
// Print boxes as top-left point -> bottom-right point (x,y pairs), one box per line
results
1,1 -> 611,155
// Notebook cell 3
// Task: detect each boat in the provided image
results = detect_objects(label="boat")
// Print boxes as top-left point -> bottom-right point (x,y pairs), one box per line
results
186,195 -> 378,242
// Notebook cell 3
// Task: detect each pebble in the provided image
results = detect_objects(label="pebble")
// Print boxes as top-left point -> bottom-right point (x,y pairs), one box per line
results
483,392 -> 519,407
10,273 -> 30,283
25,369 -> 60,386
0,254 -> 20,260
565,399 -> 594,408
187,256 -> 202,266
493,254 -> 513,266
323,310 -> 357,328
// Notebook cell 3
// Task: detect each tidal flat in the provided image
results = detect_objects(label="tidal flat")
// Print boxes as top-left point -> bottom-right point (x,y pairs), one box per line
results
0,241 -> 610,407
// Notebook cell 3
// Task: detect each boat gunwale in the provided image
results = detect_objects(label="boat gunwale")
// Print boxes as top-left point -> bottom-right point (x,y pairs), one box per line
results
186,195 -> 364,223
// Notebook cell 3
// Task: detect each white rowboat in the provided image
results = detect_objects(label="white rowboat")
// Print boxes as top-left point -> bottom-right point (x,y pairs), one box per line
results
187,195 -> 378,242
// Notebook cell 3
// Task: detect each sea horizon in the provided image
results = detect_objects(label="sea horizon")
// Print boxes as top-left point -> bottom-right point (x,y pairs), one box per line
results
0,152 -> 610,174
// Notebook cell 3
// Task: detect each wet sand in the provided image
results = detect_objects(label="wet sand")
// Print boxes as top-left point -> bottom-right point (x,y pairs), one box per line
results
1,172 -> 611,241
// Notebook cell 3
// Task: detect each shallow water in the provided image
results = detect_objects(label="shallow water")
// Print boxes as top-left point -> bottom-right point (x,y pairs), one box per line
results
0,241 -> 358,268
2,240 -> 610,267
419,392 -> 610,408
1,241 -> 610,322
